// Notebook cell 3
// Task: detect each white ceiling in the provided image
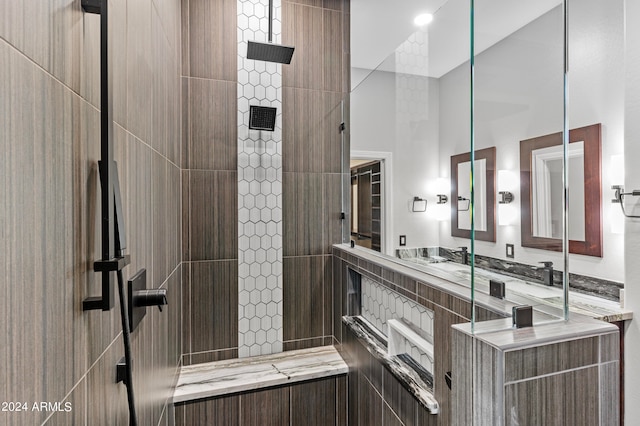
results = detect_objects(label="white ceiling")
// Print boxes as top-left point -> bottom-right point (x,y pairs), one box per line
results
351,0 -> 561,87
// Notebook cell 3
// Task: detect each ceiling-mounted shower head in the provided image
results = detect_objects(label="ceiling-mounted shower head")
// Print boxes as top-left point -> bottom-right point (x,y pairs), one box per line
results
247,41 -> 295,65
249,105 -> 277,131
246,0 -> 295,65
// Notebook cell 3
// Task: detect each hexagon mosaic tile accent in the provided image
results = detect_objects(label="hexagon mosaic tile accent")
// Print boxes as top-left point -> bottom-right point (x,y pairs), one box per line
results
360,276 -> 435,341
237,0 -> 284,358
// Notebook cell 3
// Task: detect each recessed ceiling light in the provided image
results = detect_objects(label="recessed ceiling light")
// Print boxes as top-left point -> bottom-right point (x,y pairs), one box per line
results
414,13 -> 433,27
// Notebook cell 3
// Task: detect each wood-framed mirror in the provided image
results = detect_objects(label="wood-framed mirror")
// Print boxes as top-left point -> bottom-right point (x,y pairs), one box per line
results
520,123 -> 602,257
451,147 -> 496,242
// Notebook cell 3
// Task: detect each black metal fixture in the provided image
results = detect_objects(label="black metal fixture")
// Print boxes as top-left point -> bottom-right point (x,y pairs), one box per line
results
436,194 -> 448,204
412,196 -> 427,212
82,1 -> 137,424
498,191 -> 513,204
246,0 -> 295,64
512,305 -> 533,328
249,105 -> 277,131
612,185 -> 640,218
127,269 -> 168,332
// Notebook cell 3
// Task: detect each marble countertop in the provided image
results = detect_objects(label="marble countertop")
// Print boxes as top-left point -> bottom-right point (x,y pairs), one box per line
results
173,346 -> 348,403
343,316 -> 439,414
335,244 -> 633,323
452,314 -> 619,351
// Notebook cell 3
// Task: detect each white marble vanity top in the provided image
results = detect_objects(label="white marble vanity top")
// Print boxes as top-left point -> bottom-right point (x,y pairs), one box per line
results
172,346 -> 348,403
336,244 -> 633,323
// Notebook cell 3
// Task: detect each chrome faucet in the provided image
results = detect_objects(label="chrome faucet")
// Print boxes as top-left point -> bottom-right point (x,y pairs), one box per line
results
538,261 -> 554,286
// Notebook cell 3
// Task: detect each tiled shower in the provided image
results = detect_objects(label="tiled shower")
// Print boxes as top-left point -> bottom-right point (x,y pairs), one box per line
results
0,0 -> 348,424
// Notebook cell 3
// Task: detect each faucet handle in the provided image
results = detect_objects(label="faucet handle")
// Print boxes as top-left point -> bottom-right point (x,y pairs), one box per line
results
538,261 -> 553,268
458,246 -> 468,252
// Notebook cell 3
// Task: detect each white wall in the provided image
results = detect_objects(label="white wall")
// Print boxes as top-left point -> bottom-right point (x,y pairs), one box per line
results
439,4 -> 625,282
624,0 -> 640,421
351,69 -> 441,254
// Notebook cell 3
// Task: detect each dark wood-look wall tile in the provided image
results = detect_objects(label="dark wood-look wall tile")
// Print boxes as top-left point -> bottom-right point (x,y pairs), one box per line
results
382,367 -> 417,426
283,256 -> 325,341
240,386 -> 290,426
45,377 -> 87,426
323,92 -> 344,173
169,163 -> 182,271
282,87 -> 324,173
283,173 -> 324,256
167,265 -> 183,370
190,260 -> 238,353
188,348 -> 239,365
600,362 -> 620,426
285,0 -> 323,8
323,0 -> 344,12
189,170 -> 238,261
291,378 -> 337,426
183,0 -> 236,81
283,337 -> 326,352
152,9 -> 169,158
186,78 -> 237,170
181,77 -> 190,168
153,151 -> 169,287
451,329 -> 473,426
176,395 -> 240,426
504,367 -> 599,426
383,403 -> 405,426
323,9 -> 344,93
182,263 -> 192,360
600,331 -> 620,363
126,0 -> 153,143
182,170 -> 191,261
323,255 -> 334,335
358,373 -> 383,426
282,2 -> 323,91
111,0 -> 128,126
336,374 -> 348,425
435,306 -> 468,426
416,401 -> 438,426
504,337 -> 600,382
86,338 -> 129,426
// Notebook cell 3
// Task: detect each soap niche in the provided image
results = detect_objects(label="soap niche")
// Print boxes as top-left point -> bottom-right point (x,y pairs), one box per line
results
359,274 -> 435,388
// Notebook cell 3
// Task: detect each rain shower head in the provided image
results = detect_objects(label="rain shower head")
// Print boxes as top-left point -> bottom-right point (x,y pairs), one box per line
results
247,41 -> 295,65
245,0 -> 295,64
249,105 -> 277,131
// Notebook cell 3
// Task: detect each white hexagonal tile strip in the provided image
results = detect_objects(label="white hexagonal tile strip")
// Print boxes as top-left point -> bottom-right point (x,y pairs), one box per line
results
238,0 -> 283,359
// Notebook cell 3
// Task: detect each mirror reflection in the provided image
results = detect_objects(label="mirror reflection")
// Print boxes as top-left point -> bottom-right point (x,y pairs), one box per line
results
349,0 -> 624,299
457,159 -> 487,231
531,142 -> 585,240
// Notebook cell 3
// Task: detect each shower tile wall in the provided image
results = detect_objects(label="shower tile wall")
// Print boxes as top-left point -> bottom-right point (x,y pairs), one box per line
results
281,0 -> 350,351
0,0 -> 183,424
237,0 -> 284,358
182,0 -> 350,362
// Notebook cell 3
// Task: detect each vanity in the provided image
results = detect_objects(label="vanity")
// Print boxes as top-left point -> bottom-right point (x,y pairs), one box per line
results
334,244 -> 630,425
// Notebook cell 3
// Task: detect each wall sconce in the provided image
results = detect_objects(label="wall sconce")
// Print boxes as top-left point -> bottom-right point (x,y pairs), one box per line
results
412,196 -> 427,212
437,194 -> 448,204
498,170 -> 517,226
612,185 -> 640,218
498,191 -> 513,204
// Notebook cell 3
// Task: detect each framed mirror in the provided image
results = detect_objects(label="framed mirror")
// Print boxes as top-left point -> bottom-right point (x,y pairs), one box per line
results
520,123 -> 602,257
450,147 -> 496,242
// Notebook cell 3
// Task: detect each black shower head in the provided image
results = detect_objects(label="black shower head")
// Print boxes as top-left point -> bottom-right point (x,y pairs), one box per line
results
247,41 -> 295,65
249,105 -> 277,131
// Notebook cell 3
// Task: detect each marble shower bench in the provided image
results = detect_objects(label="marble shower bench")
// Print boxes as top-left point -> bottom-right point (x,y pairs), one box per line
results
172,346 -> 348,403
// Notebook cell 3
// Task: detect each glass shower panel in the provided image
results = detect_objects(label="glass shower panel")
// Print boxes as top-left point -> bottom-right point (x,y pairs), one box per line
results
472,0 -> 566,323
566,0 -> 625,298
349,0 -> 471,258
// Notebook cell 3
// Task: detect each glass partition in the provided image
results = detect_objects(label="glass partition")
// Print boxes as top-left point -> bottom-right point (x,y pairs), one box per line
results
347,0 -> 625,330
